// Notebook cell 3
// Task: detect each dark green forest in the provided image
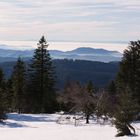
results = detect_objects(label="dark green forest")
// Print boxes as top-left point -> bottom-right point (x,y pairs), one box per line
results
0,59 -> 119,88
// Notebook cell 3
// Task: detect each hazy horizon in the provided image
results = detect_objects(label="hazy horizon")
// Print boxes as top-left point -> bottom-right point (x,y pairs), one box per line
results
0,0 -> 140,48
0,40 -> 128,53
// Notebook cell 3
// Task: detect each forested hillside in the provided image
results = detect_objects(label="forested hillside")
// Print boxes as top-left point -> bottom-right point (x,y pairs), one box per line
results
0,59 -> 119,88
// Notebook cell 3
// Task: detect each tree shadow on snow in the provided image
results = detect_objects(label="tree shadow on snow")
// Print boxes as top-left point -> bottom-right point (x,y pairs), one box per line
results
0,121 -> 29,128
7,113 -> 56,123
0,114 -> 56,128
4,121 -> 29,128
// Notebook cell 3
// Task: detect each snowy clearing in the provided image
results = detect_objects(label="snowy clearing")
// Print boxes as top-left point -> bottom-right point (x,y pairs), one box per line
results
0,113 -> 140,140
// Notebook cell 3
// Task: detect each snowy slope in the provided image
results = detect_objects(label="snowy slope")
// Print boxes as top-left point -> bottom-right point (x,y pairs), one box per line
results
0,113 -> 140,140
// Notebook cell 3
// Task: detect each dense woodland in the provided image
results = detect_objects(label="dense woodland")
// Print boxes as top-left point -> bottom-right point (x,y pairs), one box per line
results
0,59 -> 119,88
0,36 -> 140,137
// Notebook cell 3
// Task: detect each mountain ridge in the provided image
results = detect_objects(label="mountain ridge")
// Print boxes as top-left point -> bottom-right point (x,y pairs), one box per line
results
0,46 -> 122,62
0,59 -> 119,88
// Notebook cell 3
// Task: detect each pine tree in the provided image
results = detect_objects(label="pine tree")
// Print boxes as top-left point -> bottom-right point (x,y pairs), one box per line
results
117,41 -> 140,105
5,79 -> 14,112
87,80 -> 95,95
84,81 -> 96,124
107,81 -> 116,96
27,36 -> 56,113
114,41 -> 140,136
0,69 -> 7,121
114,87 -> 139,136
107,81 -> 117,117
11,57 -> 26,113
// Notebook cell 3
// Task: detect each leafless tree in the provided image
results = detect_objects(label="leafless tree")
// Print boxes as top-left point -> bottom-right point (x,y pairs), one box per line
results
57,81 -> 96,124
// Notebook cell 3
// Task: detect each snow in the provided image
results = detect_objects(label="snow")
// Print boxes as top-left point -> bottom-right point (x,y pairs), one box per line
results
0,113 -> 140,140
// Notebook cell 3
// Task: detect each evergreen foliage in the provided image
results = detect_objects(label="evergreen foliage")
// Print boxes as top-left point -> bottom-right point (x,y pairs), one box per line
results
117,41 -> 140,105
5,79 -> 14,112
84,81 -> 96,123
107,81 -> 116,96
114,88 -> 139,136
0,69 -> 7,121
27,36 -> 57,113
107,81 -> 117,116
115,41 -> 140,136
0,59 -> 119,88
11,57 -> 26,113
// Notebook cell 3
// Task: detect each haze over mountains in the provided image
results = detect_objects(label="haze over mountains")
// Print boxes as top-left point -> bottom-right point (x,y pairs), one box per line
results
0,44 -> 122,62
0,44 -> 121,87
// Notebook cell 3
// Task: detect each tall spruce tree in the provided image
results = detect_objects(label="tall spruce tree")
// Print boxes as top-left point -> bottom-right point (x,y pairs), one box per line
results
0,69 -> 6,121
115,41 -> 140,136
114,87 -> 139,136
11,57 -> 26,113
107,81 -> 117,117
84,81 -> 96,124
117,40 -> 140,105
27,36 -> 56,113
5,79 -> 14,112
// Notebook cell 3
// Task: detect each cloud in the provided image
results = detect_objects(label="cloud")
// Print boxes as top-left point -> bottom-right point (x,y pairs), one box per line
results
0,0 -> 140,42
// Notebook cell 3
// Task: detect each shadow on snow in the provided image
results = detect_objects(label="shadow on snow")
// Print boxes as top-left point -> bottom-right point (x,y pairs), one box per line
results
7,113 -> 56,122
0,113 -> 56,128
0,121 -> 29,128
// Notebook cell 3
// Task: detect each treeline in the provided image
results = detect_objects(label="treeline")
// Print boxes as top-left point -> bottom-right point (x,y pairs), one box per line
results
0,37 -> 140,137
0,59 -> 119,88
0,36 -> 58,118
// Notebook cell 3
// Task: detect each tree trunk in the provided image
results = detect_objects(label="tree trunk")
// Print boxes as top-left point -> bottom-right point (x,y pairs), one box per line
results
116,124 -> 132,137
86,114 -> 90,124
18,108 -> 21,114
127,124 -> 135,135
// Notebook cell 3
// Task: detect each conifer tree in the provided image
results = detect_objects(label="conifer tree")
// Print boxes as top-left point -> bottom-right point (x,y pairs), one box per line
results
117,41 -> 140,105
11,57 -> 26,113
0,69 -> 6,121
87,80 -> 95,94
84,81 -> 96,124
27,36 -> 56,113
107,81 -> 117,117
5,79 -> 14,112
107,81 -> 116,96
114,41 -> 140,136
114,87 -> 139,136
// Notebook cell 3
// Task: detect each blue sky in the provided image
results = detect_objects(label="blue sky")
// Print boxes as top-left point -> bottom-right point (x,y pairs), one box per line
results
0,0 -> 140,51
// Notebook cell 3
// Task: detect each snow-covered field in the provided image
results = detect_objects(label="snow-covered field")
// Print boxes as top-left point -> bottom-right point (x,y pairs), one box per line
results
0,113 -> 140,140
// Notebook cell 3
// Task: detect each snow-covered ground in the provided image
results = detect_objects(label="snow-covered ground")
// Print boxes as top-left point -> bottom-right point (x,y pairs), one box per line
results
0,113 -> 140,140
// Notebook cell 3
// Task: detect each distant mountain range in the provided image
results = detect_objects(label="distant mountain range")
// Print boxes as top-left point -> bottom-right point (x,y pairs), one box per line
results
49,47 -> 122,62
0,45 -> 122,62
0,45 -> 121,88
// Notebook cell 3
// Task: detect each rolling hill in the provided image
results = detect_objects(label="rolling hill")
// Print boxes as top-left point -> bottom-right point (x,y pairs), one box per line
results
0,59 -> 119,88
0,46 -> 122,62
